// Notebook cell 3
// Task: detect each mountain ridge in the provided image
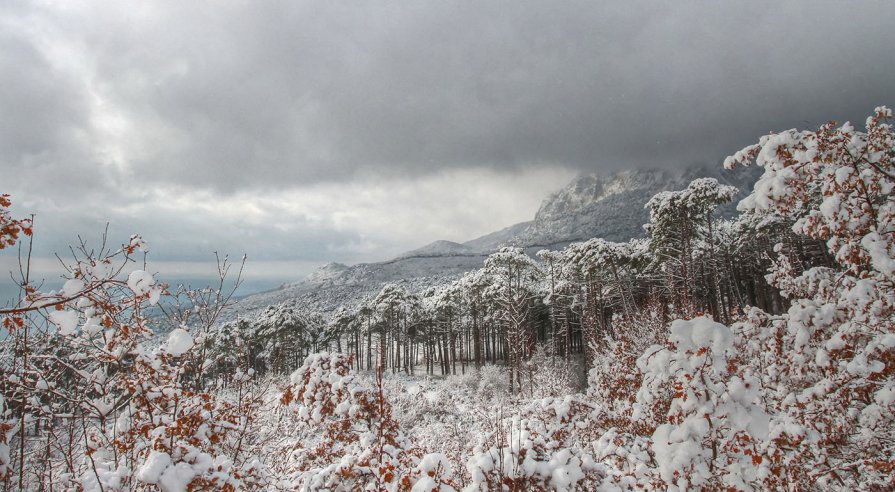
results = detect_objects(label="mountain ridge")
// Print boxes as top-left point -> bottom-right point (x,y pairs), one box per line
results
396,240 -> 480,259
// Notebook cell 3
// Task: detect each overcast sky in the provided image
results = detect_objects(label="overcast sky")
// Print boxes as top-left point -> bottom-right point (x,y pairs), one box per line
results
1,0 -> 893,291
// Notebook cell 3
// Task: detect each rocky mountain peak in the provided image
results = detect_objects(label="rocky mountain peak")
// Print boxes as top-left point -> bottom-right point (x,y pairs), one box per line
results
509,164 -> 760,249
534,169 -> 672,225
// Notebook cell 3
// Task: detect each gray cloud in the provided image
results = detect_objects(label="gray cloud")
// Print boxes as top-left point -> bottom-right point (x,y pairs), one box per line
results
6,0 -> 893,192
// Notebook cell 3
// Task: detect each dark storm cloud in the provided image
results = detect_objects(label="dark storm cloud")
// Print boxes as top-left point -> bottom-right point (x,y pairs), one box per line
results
4,0 -> 892,194
122,1 -> 895,182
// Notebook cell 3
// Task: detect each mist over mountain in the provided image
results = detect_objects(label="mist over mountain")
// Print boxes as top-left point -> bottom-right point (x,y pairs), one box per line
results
467,163 -> 761,251
227,164 -> 760,320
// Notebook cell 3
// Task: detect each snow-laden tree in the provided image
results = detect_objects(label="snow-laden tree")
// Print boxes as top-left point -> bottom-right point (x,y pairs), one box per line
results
484,247 -> 543,393
537,248 -> 577,361
372,284 -> 420,375
645,177 -> 738,319
559,238 -> 650,368
204,318 -> 255,385
203,300 -> 326,380
253,301 -> 326,375
455,269 -> 497,367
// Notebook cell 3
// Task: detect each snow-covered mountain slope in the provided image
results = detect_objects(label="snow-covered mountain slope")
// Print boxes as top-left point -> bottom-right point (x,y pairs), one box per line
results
224,254 -> 484,322
302,262 -> 349,284
463,221 -> 532,251
228,164 -> 759,319
396,240 -> 480,258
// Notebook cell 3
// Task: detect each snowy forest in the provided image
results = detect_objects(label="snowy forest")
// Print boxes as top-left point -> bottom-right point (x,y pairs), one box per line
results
2,108 -> 894,490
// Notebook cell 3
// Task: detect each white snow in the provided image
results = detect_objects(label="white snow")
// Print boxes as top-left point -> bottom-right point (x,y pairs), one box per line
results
163,328 -> 194,357
669,316 -> 733,354
136,450 -> 171,485
127,270 -> 155,296
61,278 -> 85,298
158,462 -> 197,492
861,232 -> 895,278
49,309 -> 79,336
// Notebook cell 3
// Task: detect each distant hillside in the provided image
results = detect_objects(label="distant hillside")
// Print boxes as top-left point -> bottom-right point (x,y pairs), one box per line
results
302,262 -> 349,284
223,254 -> 485,323
463,221 -> 532,251
397,240 -> 480,259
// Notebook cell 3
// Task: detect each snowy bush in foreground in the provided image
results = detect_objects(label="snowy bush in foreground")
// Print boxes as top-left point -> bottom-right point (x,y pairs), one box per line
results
588,301 -> 668,432
589,107 -> 895,490
721,106 -> 895,489
282,352 -> 461,491
0,204 -> 266,490
465,397 -> 605,491
636,317 -> 769,490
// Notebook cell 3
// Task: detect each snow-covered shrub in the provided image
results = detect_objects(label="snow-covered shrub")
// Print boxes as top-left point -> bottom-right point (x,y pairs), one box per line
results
521,346 -> 580,399
588,300 -> 668,433
0,215 -> 265,490
407,453 -> 458,492
723,106 -> 895,489
636,316 -> 769,490
445,369 -> 479,395
476,364 -> 510,402
386,374 -> 482,489
76,292 -> 268,491
282,353 -> 460,491
465,397 -> 604,491
590,427 -> 656,489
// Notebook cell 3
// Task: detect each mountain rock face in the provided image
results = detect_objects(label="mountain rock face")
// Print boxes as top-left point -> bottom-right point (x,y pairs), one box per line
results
465,164 -> 761,250
229,164 -> 760,319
